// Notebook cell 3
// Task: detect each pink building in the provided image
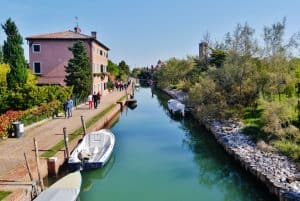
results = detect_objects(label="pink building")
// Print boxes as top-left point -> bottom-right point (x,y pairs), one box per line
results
26,26 -> 110,96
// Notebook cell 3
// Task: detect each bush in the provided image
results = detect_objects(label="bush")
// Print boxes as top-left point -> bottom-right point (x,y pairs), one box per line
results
21,100 -> 62,126
261,100 -> 297,139
0,110 -> 23,138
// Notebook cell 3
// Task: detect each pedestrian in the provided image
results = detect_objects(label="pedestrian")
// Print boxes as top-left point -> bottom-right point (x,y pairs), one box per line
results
97,91 -> 101,105
88,93 -> 93,109
67,97 -> 73,118
93,92 -> 98,109
63,100 -> 68,118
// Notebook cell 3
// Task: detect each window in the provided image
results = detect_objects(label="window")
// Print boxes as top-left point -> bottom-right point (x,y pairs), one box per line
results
101,64 -> 104,72
100,50 -> 103,56
33,62 -> 41,74
104,82 -> 107,90
106,52 -> 108,58
32,44 -> 41,53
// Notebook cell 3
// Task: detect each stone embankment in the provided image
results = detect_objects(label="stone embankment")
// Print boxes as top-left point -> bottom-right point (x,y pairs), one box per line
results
163,88 -> 300,201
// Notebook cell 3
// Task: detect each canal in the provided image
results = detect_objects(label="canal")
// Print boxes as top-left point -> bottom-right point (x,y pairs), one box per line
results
79,88 -> 272,201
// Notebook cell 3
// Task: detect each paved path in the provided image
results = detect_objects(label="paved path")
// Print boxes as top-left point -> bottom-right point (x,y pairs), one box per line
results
0,89 -> 127,179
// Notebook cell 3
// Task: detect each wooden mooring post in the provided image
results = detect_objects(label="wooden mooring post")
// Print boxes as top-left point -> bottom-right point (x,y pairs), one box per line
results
63,127 -> 70,159
33,137 -> 44,191
81,115 -> 87,136
24,152 -> 33,182
24,152 -> 39,198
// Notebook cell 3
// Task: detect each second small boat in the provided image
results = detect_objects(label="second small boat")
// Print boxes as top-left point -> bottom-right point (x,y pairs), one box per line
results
167,99 -> 185,117
34,171 -> 81,201
68,129 -> 115,171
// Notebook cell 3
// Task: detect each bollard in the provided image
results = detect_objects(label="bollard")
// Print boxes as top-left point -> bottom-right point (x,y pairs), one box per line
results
47,157 -> 58,176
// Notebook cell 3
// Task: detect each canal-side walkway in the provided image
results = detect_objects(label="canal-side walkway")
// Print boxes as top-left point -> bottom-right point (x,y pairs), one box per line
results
0,89 -> 127,200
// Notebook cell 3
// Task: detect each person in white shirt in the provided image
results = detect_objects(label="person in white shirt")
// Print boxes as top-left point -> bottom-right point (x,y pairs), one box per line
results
88,93 -> 93,109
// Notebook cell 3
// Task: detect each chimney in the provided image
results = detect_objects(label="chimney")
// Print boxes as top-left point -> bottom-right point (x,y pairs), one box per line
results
91,31 -> 97,39
74,26 -> 81,33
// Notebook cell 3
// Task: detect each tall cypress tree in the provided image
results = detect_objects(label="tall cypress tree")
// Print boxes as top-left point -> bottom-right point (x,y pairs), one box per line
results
0,45 -> 3,64
65,40 -> 92,100
2,18 -> 27,89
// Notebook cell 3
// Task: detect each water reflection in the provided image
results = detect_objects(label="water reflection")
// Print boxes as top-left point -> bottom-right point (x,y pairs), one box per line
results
81,154 -> 116,192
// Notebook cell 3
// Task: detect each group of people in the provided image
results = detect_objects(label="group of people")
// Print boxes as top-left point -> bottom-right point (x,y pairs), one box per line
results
63,97 -> 74,118
115,80 -> 131,91
88,92 -> 101,109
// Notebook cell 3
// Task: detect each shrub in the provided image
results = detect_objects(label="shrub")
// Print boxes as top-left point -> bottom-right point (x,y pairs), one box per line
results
21,100 -> 62,126
0,110 -> 23,138
261,100 -> 297,139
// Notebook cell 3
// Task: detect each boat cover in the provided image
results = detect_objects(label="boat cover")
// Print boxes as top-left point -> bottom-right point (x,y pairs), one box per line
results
34,171 -> 81,201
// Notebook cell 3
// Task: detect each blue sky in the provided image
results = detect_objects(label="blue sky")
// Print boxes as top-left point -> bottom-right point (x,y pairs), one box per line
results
0,0 -> 300,67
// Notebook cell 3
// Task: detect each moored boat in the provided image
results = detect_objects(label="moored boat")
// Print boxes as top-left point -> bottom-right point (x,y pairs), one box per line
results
34,171 -> 81,201
167,99 -> 185,117
68,129 -> 115,171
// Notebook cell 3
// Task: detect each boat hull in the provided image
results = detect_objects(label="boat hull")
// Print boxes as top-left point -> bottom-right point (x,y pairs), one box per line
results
167,99 -> 185,117
69,162 -> 104,171
68,129 -> 115,171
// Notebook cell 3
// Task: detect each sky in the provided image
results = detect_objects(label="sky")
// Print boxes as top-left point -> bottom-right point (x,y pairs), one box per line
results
0,0 -> 300,67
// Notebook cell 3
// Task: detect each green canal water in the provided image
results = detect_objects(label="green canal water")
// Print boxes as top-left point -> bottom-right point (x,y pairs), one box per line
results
79,88 -> 273,201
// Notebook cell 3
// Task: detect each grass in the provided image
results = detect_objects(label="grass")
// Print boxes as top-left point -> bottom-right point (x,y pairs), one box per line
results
242,107 -> 270,142
117,96 -> 126,102
0,191 -> 11,200
41,100 -> 121,158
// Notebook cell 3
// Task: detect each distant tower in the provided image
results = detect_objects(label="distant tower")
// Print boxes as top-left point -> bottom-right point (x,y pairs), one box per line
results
199,42 -> 211,65
199,42 -> 209,58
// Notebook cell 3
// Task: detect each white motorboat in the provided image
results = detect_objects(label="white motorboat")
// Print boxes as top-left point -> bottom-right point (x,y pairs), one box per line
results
167,99 -> 185,117
68,129 -> 115,170
34,171 -> 81,201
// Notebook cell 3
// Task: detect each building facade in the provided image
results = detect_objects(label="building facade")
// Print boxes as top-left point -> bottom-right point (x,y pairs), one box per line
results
26,27 -> 110,96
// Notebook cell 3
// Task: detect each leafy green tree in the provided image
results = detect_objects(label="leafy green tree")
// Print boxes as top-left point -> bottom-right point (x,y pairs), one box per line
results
118,60 -> 130,81
210,49 -> 226,68
263,17 -> 286,56
65,40 -> 92,100
155,57 -> 194,89
107,60 -> 120,77
2,18 -> 28,89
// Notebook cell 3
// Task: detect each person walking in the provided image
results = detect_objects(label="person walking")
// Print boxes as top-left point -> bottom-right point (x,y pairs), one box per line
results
67,97 -> 73,118
93,92 -> 98,109
88,93 -> 93,109
63,100 -> 68,118
97,91 -> 101,105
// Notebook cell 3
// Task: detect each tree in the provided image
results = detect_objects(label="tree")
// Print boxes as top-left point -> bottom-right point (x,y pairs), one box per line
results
210,49 -> 227,68
263,17 -> 286,56
0,45 -> 3,63
2,18 -> 28,89
107,60 -> 120,78
118,60 -> 130,81
65,41 -> 92,100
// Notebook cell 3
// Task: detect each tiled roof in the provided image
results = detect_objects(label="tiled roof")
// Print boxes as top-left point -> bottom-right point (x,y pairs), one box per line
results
37,77 -> 66,86
26,30 -> 92,40
26,30 -> 110,50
